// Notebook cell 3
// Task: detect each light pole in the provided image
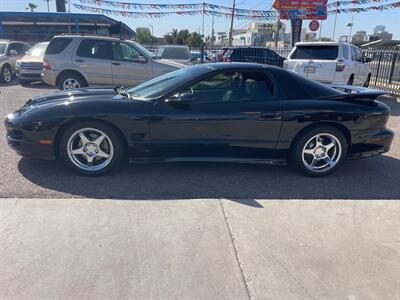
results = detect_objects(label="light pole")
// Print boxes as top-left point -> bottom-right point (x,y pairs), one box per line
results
148,25 -> 154,36
228,0 -> 236,46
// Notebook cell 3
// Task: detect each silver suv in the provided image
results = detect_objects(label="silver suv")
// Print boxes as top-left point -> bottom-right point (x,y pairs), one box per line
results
0,40 -> 30,83
42,35 -> 185,90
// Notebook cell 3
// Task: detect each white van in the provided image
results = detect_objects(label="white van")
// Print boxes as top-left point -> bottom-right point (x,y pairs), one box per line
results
284,42 -> 372,87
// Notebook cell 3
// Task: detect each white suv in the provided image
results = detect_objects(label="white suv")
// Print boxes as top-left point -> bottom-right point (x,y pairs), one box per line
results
285,42 -> 371,87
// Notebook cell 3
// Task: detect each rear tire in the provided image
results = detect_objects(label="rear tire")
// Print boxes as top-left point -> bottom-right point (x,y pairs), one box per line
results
1,65 -> 12,83
290,126 -> 347,177
58,72 -> 86,90
59,121 -> 125,176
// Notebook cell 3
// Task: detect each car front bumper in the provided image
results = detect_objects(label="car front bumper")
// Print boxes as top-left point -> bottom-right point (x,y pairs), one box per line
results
348,128 -> 394,160
5,116 -> 56,160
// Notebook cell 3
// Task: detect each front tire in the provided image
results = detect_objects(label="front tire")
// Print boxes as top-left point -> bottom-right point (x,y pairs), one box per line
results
291,126 -> 347,177
59,121 -> 124,176
1,65 -> 12,83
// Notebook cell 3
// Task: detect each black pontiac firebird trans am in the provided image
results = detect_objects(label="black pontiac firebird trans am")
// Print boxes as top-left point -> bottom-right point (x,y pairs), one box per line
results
5,63 -> 394,177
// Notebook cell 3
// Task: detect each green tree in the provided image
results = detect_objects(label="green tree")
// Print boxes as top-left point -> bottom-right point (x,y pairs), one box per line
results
187,32 -> 203,47
320,37 -> 332,41
26,3 -> 38,12
164,29 -> 178,44
136,27 -> 156,44
176,29 -> 190,45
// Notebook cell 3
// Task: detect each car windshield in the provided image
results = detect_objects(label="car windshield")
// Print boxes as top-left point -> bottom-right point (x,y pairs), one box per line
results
156,47 -> 190,59
27,43 -> 48,57
126,40 -> 155,58
127,66 -> 206,99
291,45 -> 339,60
0,43 -> 7,55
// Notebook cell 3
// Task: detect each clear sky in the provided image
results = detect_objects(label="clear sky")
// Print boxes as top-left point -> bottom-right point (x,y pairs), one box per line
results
1,0 -> 399,40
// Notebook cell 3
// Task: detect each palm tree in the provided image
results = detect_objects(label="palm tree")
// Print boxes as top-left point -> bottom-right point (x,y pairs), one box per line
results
26,3 -> 38,12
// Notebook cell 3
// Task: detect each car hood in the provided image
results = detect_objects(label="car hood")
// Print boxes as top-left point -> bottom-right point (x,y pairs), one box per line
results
25,87 -> 119,107
20,55 -> 44,62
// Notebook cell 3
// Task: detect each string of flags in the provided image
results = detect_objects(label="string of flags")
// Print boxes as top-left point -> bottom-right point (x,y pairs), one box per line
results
73,3 -> 279,20
327,0 -> 390,8
328,0 -> 400,12
75,0 -> 277,16
73,0 -> 400,19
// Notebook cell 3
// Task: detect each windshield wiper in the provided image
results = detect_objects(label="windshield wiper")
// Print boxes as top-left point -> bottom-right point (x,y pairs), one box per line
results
113,85 -> 132,99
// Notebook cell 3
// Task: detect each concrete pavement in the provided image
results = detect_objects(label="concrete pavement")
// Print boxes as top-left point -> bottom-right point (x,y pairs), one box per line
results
1,198 -> 399,299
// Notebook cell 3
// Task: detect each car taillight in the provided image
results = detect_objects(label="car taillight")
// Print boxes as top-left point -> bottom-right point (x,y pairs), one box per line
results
336,60 -> 345,72
43,60 -> 51,70
283,60 -> 288,69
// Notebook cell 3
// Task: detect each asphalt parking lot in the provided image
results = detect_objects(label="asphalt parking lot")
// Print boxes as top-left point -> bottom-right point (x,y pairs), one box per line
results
1,80 -> 400,299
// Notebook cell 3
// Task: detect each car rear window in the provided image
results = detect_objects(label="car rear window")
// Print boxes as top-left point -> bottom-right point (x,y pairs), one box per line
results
291,45 -> 339,60
45,38 -> 72,55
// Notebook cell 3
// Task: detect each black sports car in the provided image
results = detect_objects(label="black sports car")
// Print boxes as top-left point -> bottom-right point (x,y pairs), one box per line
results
5,63 -> 394,176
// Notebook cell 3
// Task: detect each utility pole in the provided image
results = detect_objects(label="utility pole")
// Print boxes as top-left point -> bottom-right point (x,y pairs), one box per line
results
228,0 -> 236,46
202,2 -> 205,40
332,0 -> 339,41
211,14 -> 215,48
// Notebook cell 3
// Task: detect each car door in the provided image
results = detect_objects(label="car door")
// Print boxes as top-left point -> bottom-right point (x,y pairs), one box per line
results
111,41 -> 152,86
350,46 -> 363,85
73,39 -> 113,85
7,42 -> 26,72
148,70 -> 283,158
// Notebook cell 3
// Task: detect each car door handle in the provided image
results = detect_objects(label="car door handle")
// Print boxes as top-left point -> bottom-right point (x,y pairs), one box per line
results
259,112 -> 282,120
75,59 -> 84,63
112,62 -> 121,66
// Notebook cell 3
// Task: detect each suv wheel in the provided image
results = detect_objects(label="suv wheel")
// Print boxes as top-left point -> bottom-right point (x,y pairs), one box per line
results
291,126 -> 347,177
1,65 -> 12,83
60,121 -> 124,176
58,72 -> 86,90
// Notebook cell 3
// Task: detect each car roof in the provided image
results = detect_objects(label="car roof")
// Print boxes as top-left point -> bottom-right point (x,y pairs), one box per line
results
0,39 -> 27,44
295,41 -> 342,46
53,34 -> 131,42
159,45 -> 189,48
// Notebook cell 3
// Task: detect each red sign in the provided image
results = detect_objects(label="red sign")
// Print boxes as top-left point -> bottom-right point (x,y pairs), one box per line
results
309,20 -> 320,31
273,0 -> 327,20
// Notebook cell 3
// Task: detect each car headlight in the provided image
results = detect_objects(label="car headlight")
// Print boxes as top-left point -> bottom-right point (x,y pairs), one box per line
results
16,60 -> 21,67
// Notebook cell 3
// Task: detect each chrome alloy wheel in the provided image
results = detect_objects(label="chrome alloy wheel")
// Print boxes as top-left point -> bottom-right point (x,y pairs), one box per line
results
67,128 -> 114,172
63,78 -> 81,90
3,67 -> 11,83
301,133 -> 342,173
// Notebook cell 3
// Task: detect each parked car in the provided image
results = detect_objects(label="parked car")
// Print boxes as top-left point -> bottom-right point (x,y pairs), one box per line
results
0,40 -> 30,83
16,41 -> 49,85
155,45 -> 191,64
285,42 -> 372,86
222,47 -> 284,67
189,51 -> 212,64
42,35 -> 185,90
5,63 -> 393,177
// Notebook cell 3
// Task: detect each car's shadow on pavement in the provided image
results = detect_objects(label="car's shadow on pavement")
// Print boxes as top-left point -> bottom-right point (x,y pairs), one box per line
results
17,155 -> 400,206
379,95 -> 400,116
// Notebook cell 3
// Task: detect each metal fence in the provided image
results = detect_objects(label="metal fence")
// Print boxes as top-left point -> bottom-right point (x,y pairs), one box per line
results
363,49 -> 400,95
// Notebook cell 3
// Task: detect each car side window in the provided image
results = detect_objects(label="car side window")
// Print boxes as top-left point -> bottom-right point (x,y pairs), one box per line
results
77,39 -> 113,60
185,71 -> 274,103
356,48 -> 363,62
342,45 -> 349,60
350,47 -> 357,61
8,43 -> 24,55
112,42 -> 142,62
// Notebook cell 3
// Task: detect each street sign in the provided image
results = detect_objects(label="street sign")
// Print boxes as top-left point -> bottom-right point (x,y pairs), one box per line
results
273,0 -> 327,20
309,20 -> 320,31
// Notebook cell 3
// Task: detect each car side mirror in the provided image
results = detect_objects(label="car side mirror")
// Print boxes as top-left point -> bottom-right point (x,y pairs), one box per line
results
364,57 -> 372,63
9,50 -> 18,56
138,55 -> 147,64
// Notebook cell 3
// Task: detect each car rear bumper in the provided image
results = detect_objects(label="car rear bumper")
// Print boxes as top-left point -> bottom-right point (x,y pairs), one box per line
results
5,117 -> 56,160
41,69 -> 59,86
347,128 -> 394,159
